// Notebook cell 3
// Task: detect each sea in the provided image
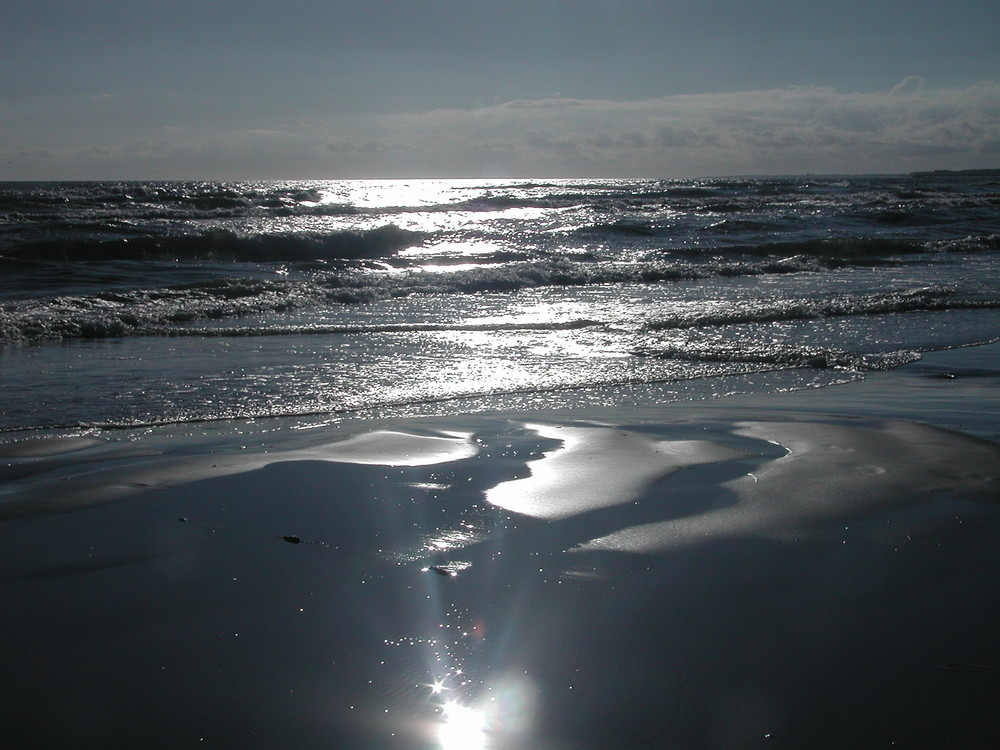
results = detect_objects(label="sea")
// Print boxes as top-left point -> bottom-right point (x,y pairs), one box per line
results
1,174 -> 999,434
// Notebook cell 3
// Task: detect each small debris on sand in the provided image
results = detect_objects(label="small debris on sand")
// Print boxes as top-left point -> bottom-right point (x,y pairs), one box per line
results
424,562 -> 472,577
279,534 -> 329,547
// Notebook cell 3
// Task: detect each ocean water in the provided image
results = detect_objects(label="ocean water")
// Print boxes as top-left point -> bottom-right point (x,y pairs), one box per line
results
1,174 -> 999,432
3,176 -> 1000,750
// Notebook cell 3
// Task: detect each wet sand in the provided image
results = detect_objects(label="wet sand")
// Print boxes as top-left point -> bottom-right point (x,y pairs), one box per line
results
2,345 -> 1000,749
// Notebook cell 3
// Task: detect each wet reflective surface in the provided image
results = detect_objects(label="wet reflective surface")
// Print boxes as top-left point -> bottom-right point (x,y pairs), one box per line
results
5,176 -> 1000,432
2,407 -> 1000,748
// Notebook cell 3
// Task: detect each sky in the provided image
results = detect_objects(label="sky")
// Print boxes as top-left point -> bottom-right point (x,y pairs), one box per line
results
2,0 -> 999,180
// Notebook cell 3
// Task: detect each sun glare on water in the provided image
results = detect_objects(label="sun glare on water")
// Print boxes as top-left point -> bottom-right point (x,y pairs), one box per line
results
438,701 -> 488,750
429,674 -> 537,750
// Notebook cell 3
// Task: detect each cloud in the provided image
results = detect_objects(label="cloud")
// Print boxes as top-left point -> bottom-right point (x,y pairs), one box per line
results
502,98 -> 585,110
889,76 -> 925,96
3,80 -> 999,178
523,131 -> 579,152
375,79 -> 1000,176
326,139 -> 420,154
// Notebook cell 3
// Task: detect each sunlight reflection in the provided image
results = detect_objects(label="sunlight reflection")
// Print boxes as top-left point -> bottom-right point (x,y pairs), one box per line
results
398,240 -> 510,259
438,701 -> 487,750
413,263 -> 491,274
341,180 -> 463,209
422,524 -> 482,553
432,674 -> 537,750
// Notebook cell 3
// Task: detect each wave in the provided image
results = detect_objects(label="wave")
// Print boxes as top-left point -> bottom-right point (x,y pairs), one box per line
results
0,183 -> 367,230
677,234 -> 1000,264
568,217 -> 999,260
0,260 -> 632,342
0,312 -> 603,345
633,342 -> 920,372
0,225 -> 424,264
1,181 -> 321,208
684,236 -> 910,259
0,179 -> 833,226
4,176 -> 996,217
928,233 -> 1000,253
645,288 -> 1000,329
451,194 -> 588,211
149,319 -> 605,338
4,250 -> 998,343
576,220 -> 666,237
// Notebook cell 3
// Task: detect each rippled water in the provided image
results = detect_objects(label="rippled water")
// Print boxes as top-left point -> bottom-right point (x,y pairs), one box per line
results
1,175 -> 998,430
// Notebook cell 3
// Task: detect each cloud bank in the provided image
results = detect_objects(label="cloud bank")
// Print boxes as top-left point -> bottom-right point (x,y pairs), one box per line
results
4,79 -> 999,179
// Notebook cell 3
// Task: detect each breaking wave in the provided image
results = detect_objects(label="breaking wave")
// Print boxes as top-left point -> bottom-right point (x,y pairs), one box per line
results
633,342 -> 921,372
645,288 -> 1000,329
4,261 -> 997,344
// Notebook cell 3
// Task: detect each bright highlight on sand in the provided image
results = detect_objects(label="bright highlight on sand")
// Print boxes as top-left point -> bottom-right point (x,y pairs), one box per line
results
485,422 -> 743,520
576,417 -> 1000,553
432,674 -> 537,750
307,429 -> 478,466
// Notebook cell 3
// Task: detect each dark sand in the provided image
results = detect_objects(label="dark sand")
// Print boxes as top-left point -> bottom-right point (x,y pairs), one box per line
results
2,345 -> 999,749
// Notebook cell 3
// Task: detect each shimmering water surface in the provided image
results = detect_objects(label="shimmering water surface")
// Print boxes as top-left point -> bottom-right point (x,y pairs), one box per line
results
2,174 -> 999,430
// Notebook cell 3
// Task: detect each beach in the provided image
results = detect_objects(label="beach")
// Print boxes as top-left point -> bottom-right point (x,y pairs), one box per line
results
5,0 -> 1000,743
2,342 -> 999,749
